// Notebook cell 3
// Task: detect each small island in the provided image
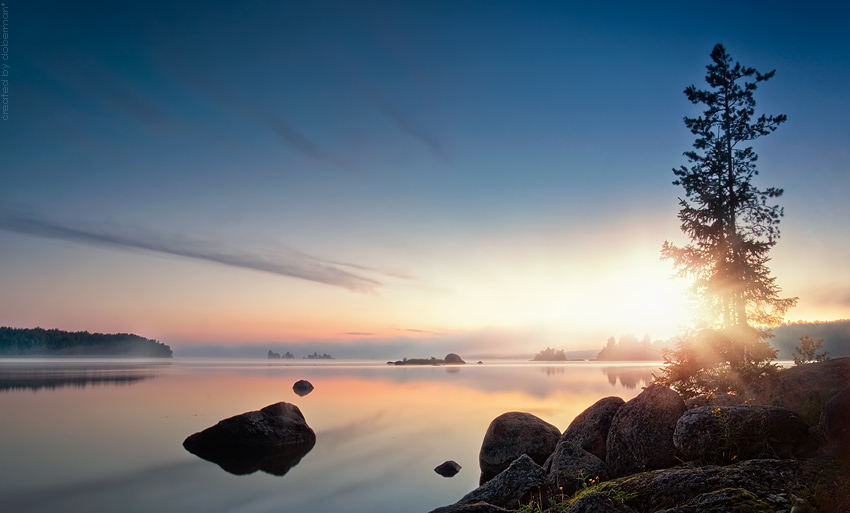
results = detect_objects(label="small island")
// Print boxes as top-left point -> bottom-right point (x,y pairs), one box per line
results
0,327 -> 172,358
388,353 -> 466,366
305,352 -> 333,360
531,347 -> 567,361
267,350 -> 294,359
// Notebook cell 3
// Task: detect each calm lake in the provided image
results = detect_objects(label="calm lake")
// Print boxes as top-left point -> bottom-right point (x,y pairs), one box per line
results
0,359 -> 659,513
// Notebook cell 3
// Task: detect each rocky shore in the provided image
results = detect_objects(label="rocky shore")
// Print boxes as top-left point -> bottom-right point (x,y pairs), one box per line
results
429,358 -> 850,513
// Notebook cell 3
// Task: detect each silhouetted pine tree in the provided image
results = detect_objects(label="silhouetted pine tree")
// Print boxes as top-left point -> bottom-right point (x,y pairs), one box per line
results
655,45 -> 797,397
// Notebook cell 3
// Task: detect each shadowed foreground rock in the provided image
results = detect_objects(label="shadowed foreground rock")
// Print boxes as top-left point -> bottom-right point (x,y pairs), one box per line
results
574,459 -> 807,512
479,412 -> 560,484
544,440 -> 607,495
565,492 -> 636,513
821,385 -> 850,460
431,455 -> 546,513
674,405 -> 810,463
749,356 -> 850,425
606,384 -> 686,477
183,402 -> 315,476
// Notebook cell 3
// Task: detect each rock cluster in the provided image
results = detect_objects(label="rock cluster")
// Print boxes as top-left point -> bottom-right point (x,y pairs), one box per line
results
429,358 -> 850,513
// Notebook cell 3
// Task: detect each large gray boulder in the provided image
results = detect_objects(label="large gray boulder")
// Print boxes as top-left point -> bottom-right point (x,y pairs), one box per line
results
562,396 -> 624,461
478,412 -> 560,484
820,385 -> 850,460
674,405 -> 809,463
749,357 -> 850,425
457,455 -> 546,509
183,402 -> 315,475
606,384 -> 686,477
545,440 -> 607,495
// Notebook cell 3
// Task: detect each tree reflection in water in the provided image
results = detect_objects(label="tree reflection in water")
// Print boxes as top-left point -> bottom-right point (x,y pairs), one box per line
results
0,361 -> 168,392
601,367 -> 655,389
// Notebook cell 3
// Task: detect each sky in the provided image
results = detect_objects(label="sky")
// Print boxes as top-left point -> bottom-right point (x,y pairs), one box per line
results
1,1 -> 848,358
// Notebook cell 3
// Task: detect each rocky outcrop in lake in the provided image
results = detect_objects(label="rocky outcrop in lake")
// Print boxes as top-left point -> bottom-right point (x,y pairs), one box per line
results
292,380 -> 314,396
435,460 -> 462,477
183,402 -> 315,476
428,358 -> 850,513
390,353 -> 467,366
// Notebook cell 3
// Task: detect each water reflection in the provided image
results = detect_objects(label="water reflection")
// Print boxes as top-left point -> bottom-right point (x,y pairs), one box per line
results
0,360 -> 169,392
600,366 -> 655,389
184,438 -> 315,476
539,366 -> 565,376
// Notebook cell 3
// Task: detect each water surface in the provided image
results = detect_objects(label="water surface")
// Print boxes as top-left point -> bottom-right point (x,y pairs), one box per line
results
0,359 -> 658,513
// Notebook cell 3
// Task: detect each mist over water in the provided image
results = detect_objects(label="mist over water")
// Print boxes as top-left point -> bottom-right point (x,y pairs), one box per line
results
0,359 -> 659,513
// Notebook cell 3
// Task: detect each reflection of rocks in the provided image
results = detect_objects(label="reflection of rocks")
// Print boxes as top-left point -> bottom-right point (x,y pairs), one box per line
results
183,402 -> 315,476
293,380 -> 314,396
435,460 -> 462,477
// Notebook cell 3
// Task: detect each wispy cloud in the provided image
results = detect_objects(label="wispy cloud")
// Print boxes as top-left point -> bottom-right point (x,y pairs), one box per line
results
404,328 -> 442,335
359,84 -> 449,163
344,332 -> 375,336
0,210 -> 380,293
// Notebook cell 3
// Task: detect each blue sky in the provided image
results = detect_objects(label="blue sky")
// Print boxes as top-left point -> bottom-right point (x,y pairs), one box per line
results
1,1 -> 848,356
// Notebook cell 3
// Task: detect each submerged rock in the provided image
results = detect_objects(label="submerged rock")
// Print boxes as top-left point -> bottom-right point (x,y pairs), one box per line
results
292,380 -> 314,396
606,384 -> 686,477
183,402 -> 315,476
478,412 -> 560,484
435,460 -> 462,477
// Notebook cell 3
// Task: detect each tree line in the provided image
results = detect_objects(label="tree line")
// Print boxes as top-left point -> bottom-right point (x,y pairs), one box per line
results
0,327 -> 173,357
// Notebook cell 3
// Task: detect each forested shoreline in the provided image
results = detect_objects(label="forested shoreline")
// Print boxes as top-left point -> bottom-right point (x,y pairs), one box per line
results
0,327 -> 172,357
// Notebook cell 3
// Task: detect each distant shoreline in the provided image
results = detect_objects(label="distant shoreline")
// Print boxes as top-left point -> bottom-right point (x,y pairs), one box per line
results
0,327 -> 173,358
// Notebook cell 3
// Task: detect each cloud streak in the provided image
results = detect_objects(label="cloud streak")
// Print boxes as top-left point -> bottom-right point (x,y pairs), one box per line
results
0,210 -> 381,293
